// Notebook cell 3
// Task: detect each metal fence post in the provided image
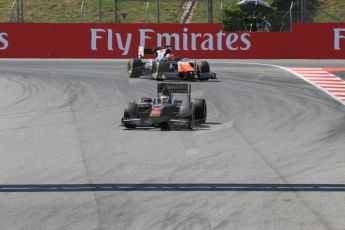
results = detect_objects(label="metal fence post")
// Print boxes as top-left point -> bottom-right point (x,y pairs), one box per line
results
220,1 -> 223,23
80,0 -> 85,23
20,0 -> 23,22
298,0 -> 306,22
16,0 -> 19,22
296,0 -> 301,22
289,1 -> 294,31
146,1 -> 149,23
157,0 -> 160,23
115,0 -> 118,23
99,0 -> 103,23
301,0 -> 305,22
207,0 -> 213,23
8,0 -> 16,22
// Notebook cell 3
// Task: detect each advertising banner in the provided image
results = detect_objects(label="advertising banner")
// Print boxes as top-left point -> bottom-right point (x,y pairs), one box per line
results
0,23 -> 344,59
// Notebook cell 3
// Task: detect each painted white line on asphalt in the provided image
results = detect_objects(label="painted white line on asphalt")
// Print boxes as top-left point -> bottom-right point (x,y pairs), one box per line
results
294,73 -> 331,76
303,75 -> 339,78
320,89 -> 345,93
288,68 -> 323,71
294,70 -> 328,72
318,84 -> 345,88
306,78 -> 342,81
300,74 -> 334,77
321,86 -> 345,90
319,86 -> 345,90
312,81 -> 344,84
312,80 -> 343,84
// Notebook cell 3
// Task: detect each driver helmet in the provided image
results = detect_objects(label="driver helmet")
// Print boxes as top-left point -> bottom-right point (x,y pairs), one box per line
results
165,53 -> 175,61
165,46 -> 172,54
160,95 -> 170,104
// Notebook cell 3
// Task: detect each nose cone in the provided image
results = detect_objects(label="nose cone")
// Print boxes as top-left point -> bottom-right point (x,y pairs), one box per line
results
150,105 -> 163,117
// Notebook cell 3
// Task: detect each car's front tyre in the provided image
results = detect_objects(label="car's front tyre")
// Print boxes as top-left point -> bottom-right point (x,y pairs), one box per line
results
128,59 -> 143,78
123,102 -> 137,128
180,103 -> 195,130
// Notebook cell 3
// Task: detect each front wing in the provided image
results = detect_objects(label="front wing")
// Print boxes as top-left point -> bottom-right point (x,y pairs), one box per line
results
121,117 -> 191,128
159,72 -> 217,80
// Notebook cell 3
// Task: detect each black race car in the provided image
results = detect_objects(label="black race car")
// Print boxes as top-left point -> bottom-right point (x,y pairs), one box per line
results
121,83 -> 207,130
127,46 -> 216,81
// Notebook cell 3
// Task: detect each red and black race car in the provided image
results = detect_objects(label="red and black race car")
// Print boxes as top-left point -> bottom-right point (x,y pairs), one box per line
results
121,83 -> 207,130
127,46 -> 216,81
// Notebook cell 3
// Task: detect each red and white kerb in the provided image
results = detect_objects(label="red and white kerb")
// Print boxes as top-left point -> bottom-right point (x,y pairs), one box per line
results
287,68 -> 345,105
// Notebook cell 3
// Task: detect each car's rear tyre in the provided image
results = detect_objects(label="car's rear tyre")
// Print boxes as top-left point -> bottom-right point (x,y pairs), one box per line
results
180,103 -> 195,130
197,61 -> 210,81
123,102 -> 137,128
198,61 -> 210,73
193,98 -> 207,124
152,61 -> 169,80
128,59 -> 143,78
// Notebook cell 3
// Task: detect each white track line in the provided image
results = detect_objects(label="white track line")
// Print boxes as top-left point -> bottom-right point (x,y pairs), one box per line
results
288,68 -> 323,70
312,81 -> 344,84
304,78 -> 340,81
303,75 -> 339,78
315,85 -> 345,89
299,74 -> 332,76
292,70 -> 337,74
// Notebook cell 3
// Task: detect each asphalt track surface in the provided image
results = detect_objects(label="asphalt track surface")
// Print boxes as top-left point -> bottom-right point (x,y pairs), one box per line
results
0,59 -> 345,230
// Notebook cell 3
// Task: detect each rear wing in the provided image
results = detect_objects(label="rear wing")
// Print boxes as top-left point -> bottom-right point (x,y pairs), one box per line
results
138,46 -> 171,58
157,83 -> 191,102
138,46 -> 158,58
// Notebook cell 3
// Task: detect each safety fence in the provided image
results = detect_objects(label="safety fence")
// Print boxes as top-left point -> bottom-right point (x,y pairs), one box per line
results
277,0 -> 344,32
1,0 -> 344,31
3,0 -> 195,23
